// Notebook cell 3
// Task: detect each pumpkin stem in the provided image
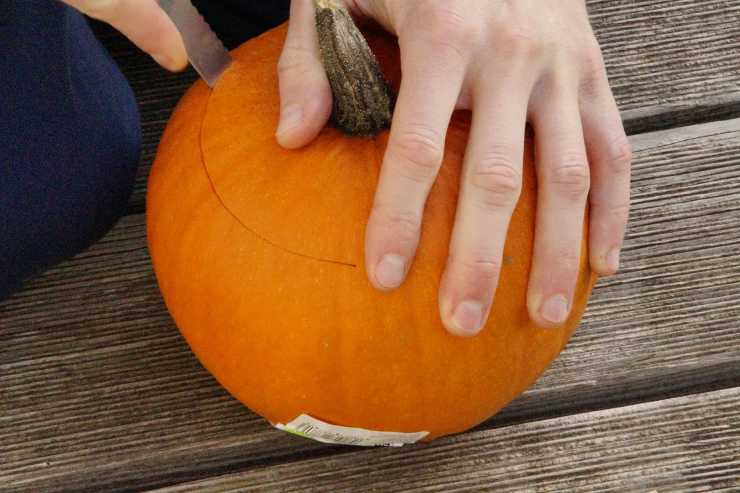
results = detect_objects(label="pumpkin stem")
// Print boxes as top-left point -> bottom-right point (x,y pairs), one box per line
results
314,0 -> 393,136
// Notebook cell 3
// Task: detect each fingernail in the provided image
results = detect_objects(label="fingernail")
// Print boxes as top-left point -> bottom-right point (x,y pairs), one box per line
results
277,106 -> 304,136
607,248 -> 621,272
375,254 -> 406,289
151,53 -> 177,71
540,295 -> 569,325
451,300 -> 484,336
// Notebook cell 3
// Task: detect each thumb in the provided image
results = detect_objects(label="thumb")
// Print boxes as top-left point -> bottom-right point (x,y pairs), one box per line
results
276,0 -> 333,149
63,0 -> 188,71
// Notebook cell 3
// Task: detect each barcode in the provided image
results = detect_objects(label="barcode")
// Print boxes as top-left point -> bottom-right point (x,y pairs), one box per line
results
295,423 -> 371,446
275,414 -> 429,447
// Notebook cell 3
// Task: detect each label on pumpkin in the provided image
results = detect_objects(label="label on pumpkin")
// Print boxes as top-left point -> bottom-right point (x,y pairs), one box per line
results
274,414 -> 429,447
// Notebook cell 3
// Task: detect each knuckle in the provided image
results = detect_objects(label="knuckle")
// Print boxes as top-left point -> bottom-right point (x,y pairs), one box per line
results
574,42 -> 609,98
543,248 -> 581,276
557,248 -> 581,274
580,39 -> 606,70
373,204 -> 422,240
608,203 -> 631,221
277,57 -> 301,78
549,158 -> 591,199
594,201 -> 631,222
557,250 -> 582,272
579,55 -> 608,98
392,126 -> 445,182
607,134 -> 633,174
497,23 -> 544,56
582,50 -> 606,79
452,256 -> 502,285
579,75 -> 602,100
471,154 -> 523,208
422,6 -> 478,52
277,44 -> 319,76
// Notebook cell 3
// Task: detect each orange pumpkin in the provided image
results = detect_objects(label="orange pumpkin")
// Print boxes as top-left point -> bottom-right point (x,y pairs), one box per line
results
147,19 -> 596,443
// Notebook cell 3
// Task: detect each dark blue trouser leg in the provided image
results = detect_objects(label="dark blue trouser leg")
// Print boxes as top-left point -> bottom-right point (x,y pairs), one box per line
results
0,1 -> 141,301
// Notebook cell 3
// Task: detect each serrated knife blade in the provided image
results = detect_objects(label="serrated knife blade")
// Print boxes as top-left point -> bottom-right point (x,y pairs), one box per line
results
158,0 -> 232,87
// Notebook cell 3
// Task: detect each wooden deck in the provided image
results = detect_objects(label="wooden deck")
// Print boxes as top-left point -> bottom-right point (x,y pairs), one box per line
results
2,1 -> 739,491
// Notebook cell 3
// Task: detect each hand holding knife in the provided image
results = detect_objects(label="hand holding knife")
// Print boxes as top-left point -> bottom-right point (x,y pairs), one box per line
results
61,0 -> 232,87
157,0 -> 232,87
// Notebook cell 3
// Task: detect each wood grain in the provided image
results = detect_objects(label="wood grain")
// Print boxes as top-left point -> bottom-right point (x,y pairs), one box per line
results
2,119 -> 739,492
94,0 -> 740,212
590,0 -> 740,132
150,388 -> 740,493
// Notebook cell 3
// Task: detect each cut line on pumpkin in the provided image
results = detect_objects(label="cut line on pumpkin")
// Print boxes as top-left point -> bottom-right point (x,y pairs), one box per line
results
198,87 -> 358,269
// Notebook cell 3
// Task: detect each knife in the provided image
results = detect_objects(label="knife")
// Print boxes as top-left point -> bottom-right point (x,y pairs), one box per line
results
158,0 -> 232,87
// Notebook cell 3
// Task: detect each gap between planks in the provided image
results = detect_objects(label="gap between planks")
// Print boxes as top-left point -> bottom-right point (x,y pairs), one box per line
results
148,388 -> 740,493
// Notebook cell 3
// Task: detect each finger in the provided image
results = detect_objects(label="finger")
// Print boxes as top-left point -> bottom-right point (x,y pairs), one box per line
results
275,0 -> 332,149
528,82 -> 591,328
365,35 -> 467,291
438,77 -> 530,337
64,0 -> 187,71
580,72 -> 632,275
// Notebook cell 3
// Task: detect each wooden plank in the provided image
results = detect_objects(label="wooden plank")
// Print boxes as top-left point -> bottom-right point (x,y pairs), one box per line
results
150,388 -> 740,493
1,119 -> 738,491
93,0 -> 740,212
591,0 -> 740,133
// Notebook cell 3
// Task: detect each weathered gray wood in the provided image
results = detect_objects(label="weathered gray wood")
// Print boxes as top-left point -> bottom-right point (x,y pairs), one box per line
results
150,388 -> 740,493
630,118 -> 740,152
591,0 -> 740,133
97,0 -> 740,212
1,119 -> 739,491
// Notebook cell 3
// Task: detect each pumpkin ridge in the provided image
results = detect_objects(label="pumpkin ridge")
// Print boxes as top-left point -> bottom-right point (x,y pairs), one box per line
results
197,80 -> 358,269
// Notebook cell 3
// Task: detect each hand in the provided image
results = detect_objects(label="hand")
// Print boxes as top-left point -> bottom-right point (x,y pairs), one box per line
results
276,0 -> 632,336
61,0 -> 188,71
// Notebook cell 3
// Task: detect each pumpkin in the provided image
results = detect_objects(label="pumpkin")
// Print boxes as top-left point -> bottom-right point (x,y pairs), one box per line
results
147,5 -> 596,444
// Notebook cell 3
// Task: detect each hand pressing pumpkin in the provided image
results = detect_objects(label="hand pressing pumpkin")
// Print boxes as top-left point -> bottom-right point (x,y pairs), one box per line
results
277,0 -> 632,336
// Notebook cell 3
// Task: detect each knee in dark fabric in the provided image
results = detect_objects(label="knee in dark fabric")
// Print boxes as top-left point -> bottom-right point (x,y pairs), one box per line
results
0,2 -> 141,300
